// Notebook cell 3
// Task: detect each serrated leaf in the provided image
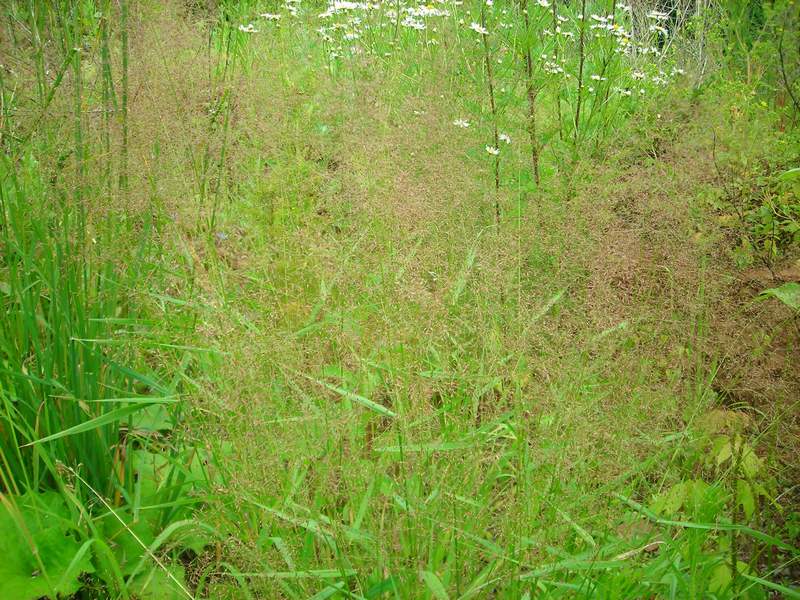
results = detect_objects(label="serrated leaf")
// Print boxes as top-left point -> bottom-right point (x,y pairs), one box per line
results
737,479 -> 756,520
760,282 -> 800,311
653,482 -> 688,517
715,439 -> 732,467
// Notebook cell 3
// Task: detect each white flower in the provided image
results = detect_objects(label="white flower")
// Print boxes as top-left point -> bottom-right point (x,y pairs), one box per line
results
469,22 -> 489,35
402,16 -> 426,29
453,118 -> 470,128
260,13 -> 281,20
536,0 -> 550,6
485,145 -> 500,155
238,23 -> 259,33
499,133 -> 511,144
486,0 -> 493,6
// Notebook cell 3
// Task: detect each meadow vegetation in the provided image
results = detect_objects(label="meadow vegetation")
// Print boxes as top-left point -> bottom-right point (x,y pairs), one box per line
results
0,0 -> 798,597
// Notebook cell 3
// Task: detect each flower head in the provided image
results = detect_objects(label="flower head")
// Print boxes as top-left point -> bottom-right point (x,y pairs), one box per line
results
469,22 -> 489,35
485,145 -> 500,155
498,133 -> 511,144
453,118 -> 470,128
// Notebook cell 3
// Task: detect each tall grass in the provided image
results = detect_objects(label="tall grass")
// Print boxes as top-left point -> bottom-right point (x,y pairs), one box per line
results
0,154 -> 147,495
0,2 -> 220,597
0,0 -> 797,597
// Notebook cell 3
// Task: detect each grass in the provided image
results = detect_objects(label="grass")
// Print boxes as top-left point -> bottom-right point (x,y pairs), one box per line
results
0,0 -> 798,598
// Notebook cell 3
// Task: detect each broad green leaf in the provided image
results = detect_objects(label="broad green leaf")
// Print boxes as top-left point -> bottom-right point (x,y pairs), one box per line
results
0,492 -> 94,600
778,167 -> 800,182
760,282 -> 800,311
128,565 -> 187,600
708,562 -> 732,595
126,403 -> 174,432
421,570 -> 450,600
101,507 -> 159,576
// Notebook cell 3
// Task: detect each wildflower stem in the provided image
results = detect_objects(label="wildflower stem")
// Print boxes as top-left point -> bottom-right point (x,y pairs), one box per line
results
480,5 -> 501,222
551,0 -> 563,141
393,0 -> 401,41
585,1 -> 617,135
573,0 -> 586,148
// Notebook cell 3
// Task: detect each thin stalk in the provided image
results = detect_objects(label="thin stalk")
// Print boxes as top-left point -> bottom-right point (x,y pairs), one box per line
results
778,21 -> 800,121
480,6 -> 501,223
730,433 -> 744,595
393,0 -> 401,42
73,26 -> 84,211
100,6 -> 115,195
573,0 -> 586,148
27,0 -> 46,106
210,89 -> 232,231
551,0 -> 563,141
521,0 -> 540,186
584,1 -> 618,142
120,0 -> 129,195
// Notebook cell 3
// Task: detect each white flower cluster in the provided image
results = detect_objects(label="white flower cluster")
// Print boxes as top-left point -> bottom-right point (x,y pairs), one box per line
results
319,0 -> 375,18
406,5 -> 450,18
402,15 -> 426,30
542,54 -> 565,75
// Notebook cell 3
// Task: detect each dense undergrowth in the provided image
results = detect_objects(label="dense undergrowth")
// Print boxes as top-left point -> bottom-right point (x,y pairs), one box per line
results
0,0 -> 798,598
